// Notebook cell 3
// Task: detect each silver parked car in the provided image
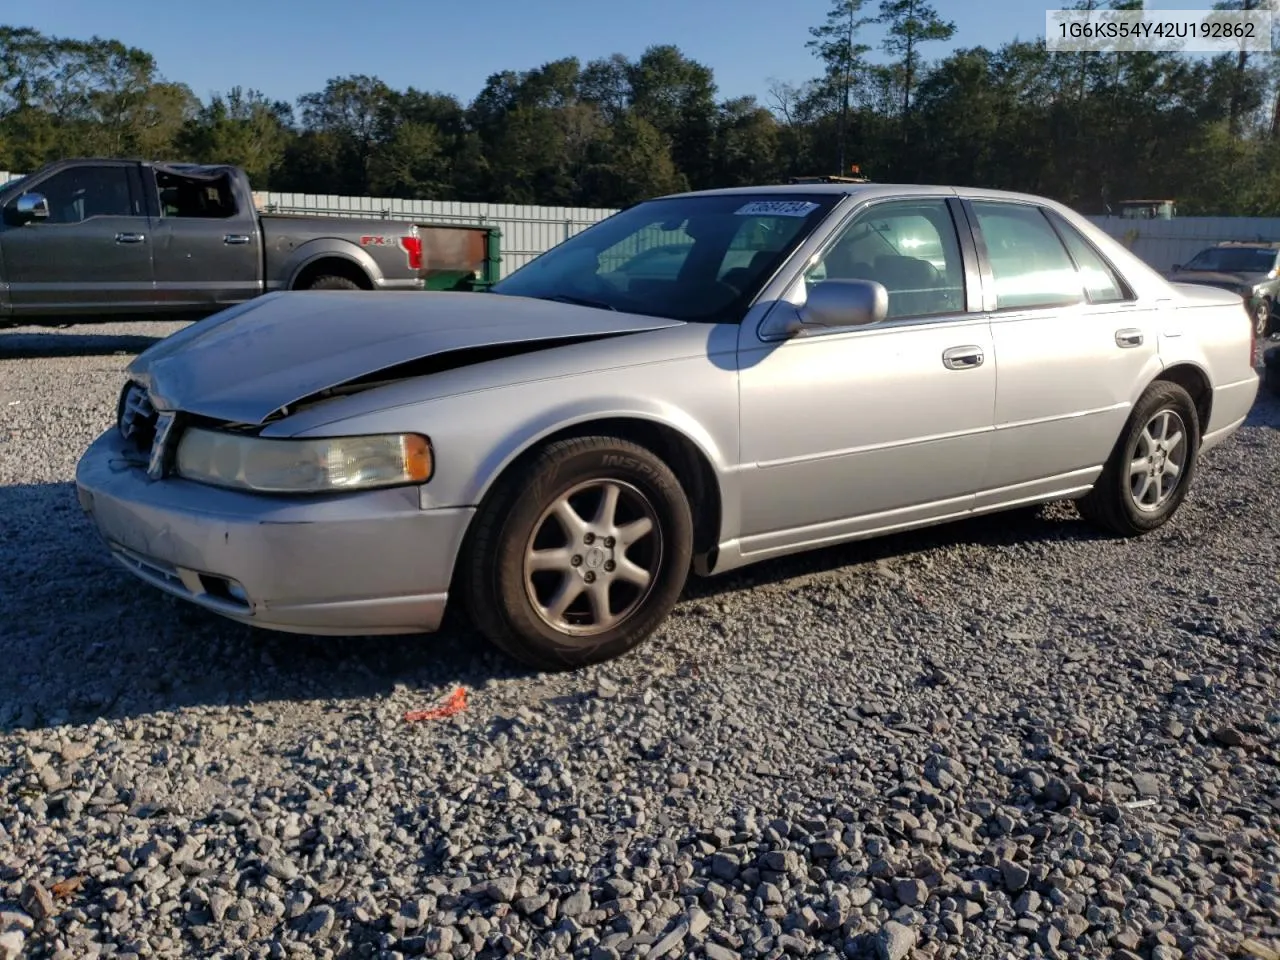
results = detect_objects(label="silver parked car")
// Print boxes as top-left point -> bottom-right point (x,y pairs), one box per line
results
74,184 -> 1260,669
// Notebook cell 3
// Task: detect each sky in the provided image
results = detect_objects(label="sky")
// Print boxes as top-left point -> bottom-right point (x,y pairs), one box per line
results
11,0 -> 1239,108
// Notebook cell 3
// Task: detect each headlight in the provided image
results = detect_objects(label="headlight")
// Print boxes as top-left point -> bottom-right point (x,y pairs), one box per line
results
174,428 -> 433,493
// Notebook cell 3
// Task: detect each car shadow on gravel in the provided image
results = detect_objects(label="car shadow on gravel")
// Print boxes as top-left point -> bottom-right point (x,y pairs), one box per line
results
0,331 -> 164,359
0,480 -> 545,734
681,499 -> 1109,604
1244,382 -> 1280,430
0,478 -> 1115,734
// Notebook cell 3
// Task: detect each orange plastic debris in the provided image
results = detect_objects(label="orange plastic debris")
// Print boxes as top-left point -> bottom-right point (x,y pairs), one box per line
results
51,877 -> 83,899
404,686 -> 468,723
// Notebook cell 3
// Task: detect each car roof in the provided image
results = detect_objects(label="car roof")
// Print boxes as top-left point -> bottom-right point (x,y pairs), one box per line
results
657,182 -> 1076,208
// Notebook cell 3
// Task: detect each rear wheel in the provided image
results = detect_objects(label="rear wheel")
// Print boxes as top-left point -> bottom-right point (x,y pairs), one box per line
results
461,436 -> 693,670
304,274 -> 362,291
1076,381 -> 1200,536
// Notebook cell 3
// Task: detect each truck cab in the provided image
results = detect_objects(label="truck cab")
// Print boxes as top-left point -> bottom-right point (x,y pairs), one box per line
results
0,158 -> 428,323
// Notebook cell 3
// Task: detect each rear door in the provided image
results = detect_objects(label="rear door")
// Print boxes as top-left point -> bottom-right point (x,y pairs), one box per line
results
145,167 -> 263,309
962,198 -> 1162,506
0,162 -> 155,316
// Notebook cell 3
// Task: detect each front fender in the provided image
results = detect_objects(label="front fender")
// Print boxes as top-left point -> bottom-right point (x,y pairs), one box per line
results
280,239 -> 384,288
279,348 -> 743,544
462,395 -> 733,509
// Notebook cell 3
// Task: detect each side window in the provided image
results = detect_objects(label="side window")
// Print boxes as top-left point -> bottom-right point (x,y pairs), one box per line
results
31,166 -> 135,224
804,199 -> 967,319
1047,212 -> 1131,304
155,171 -> 238,219
969,201 -> 1083,311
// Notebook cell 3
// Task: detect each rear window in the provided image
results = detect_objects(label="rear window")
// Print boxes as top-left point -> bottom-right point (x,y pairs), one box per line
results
1184,246 -> 1276,273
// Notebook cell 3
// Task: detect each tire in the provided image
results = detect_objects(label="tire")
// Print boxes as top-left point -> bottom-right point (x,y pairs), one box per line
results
461,436 -> 694,671
1076,381 -> 1201,537
1255,297 -> 1273,339
303,274 -> 362,291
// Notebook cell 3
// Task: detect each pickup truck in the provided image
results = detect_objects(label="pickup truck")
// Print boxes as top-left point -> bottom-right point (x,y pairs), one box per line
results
0,158 -> 426,323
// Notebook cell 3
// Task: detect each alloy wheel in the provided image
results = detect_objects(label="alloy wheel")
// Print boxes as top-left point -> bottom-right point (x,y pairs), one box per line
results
1128,409 -> 1188,513
522,479 -> 663,637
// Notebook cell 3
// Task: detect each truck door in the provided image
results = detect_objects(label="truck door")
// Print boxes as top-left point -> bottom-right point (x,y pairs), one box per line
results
0,162 -> 155,316
145,166 -> 263,309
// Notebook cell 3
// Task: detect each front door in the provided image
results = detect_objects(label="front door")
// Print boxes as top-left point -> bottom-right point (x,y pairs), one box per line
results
0,163 -> 155,316
736,197 -> 996,559
962,199 -> 1162,506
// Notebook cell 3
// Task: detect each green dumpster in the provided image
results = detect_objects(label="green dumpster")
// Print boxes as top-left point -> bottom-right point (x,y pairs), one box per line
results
416,222 -> 502,292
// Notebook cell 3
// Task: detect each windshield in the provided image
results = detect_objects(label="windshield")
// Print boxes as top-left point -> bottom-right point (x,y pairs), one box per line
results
491,193 -> 842,322
1184,246 -> 1276,273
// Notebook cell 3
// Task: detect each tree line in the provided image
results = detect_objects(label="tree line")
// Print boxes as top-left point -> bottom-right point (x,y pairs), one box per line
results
2,0 -> 1280,215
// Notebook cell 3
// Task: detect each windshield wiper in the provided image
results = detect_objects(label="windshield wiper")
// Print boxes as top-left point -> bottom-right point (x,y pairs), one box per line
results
537,294 -> 618,311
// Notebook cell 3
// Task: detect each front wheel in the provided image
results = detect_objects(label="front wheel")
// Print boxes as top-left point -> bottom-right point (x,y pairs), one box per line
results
461,436 -> 693,670
1076,381 -> 1200,536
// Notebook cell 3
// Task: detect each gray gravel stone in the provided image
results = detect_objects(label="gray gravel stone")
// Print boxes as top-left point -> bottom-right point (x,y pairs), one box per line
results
894,879 -> 927,907
299,905 -> 335,937
0,910 -> 33,935
1001,860 -> 1031,891
875,920 -> 917,960
18,883 -> 52,922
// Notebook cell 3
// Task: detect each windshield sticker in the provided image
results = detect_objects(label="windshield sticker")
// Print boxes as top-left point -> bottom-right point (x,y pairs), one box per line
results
734,200 -> 820,218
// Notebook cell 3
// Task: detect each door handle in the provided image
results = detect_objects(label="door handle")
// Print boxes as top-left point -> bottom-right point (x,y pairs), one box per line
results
942,345 -> 985,370
114,232 -> 145,244
223,234 -> 251,245
1115,328 -> 1144,348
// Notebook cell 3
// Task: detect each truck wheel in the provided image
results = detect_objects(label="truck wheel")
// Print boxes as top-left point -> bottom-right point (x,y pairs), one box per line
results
461,436 -> 693,671
1076,381 -> 1200,537
304,275 -> 362,291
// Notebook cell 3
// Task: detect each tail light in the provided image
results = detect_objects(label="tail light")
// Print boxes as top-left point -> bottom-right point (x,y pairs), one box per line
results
400,235 -> 423,271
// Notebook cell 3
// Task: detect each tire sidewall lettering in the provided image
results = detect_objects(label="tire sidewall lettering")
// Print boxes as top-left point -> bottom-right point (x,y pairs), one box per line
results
598,453 -> 676,496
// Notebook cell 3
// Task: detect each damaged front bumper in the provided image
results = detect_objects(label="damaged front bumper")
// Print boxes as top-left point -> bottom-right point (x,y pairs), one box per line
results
74,428 -> 474,635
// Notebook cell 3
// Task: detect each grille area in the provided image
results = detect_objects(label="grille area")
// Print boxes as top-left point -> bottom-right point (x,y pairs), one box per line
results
117,381 -> 158,456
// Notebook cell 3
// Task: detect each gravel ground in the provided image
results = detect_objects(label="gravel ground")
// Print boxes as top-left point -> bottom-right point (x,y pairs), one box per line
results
2,320 -> 1279,960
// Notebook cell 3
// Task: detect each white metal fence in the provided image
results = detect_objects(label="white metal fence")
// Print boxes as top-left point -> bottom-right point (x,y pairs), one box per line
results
6,167 -> 1280,276
254,192 -> 617,276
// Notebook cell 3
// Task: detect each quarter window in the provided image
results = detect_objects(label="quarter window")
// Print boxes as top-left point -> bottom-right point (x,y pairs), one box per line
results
1048,212 -> 1131,304
969,201 -> 1084,311
30,166 -> 136,224
804,199 -> 967,319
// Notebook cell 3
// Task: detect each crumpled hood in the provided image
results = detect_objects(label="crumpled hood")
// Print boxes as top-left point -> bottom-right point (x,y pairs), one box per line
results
129,290 -> 684,424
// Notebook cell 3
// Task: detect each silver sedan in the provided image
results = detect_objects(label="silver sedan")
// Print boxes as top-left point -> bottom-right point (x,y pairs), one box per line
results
74,184 -> 1260,669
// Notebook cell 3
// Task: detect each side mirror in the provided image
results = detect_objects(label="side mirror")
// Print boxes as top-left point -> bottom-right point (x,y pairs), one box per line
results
7,192 -> 50,225
792,279 -> 889,333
